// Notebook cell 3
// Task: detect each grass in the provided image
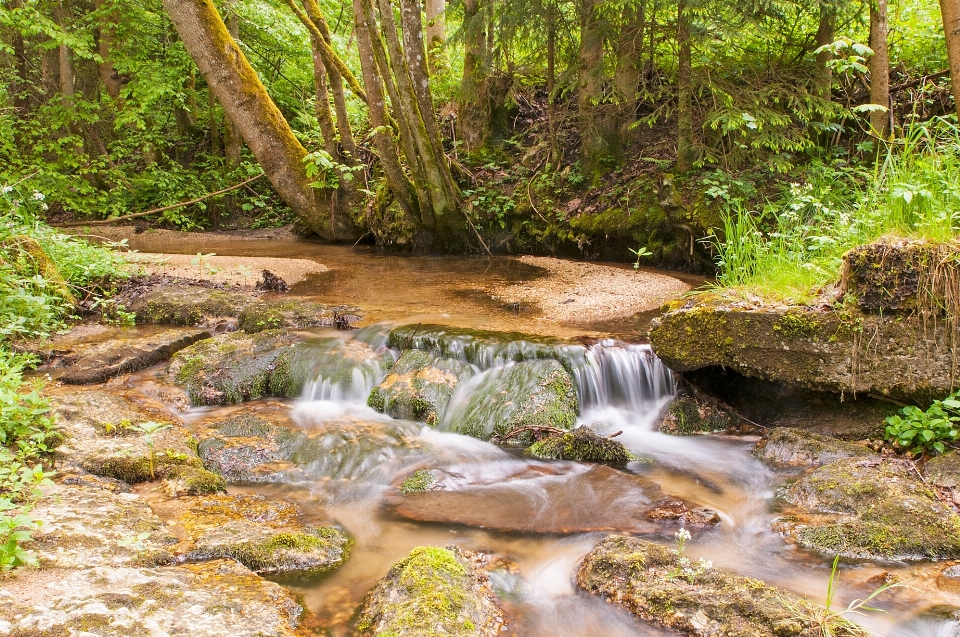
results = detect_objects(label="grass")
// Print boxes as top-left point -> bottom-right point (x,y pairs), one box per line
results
708,118 -> 960,303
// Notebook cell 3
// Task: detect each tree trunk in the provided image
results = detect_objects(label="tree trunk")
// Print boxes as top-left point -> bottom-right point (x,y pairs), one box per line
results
941,0 -> 960,120
458,0 -> 490,153
547,3 -> 559,161
425,0 -> 446,73
676,0 -> 694,171
162,0 -> 338,237
614,0 -> 645,128
9,0 -> 28,112
94,0 -> 123,100
578,0 -> 613,171
869,0 -> 890,136
815,2 -> 835,100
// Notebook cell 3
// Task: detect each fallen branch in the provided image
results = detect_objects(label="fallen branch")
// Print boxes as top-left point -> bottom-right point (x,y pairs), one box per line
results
54,173 -> 266,228
496,425 -> 566,443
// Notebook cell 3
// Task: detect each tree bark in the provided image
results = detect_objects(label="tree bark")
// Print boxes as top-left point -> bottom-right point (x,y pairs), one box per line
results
869,0 -> 890,136
941,0 -> 960,120
676,0 -> 694,171
94,0 -> 123,100
425,0 -> 446,73
222,4 -> 242,220
614,0 -> 645,126
815,2 -> 835,100
458,0 -> 490,153
162,0 -> 337,237
578,0 -> 610,170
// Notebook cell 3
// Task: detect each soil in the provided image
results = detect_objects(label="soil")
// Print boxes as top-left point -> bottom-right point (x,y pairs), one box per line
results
124,252 -> 327,288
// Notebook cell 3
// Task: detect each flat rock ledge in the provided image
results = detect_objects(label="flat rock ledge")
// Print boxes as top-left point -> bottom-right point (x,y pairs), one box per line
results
355,546 -> 506,637
576,535 -> 858,637
754,428 -> 877,466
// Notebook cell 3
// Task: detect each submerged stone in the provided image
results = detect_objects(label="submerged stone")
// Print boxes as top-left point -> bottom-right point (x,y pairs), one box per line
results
50,390 -> 202,483
780,457 -> 960,560
367,349 -> 474,425
3,559 -> 306,637
388,323 -> 561,368
754,428 -> 876,466
527,425 -> 631,464
577,535 -> 841,637
59,328 -> 211,384
445,359 -> 578,444
167,330 -> 304,405
355,545 -> 505,637
644,499 -> 721,527
178,492 -> 349,575
238,298 -> 361,333
659,393 -> 737,435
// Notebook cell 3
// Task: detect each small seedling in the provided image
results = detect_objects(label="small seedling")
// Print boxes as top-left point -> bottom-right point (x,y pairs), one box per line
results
126,421 -> 172,479
190,252 -> 216,278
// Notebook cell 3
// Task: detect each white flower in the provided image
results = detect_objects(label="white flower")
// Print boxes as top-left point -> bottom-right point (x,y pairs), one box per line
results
675,528 -> 691,543
40,203 -> 49,211
32,191 -> 44,201
0,186 -> 12,195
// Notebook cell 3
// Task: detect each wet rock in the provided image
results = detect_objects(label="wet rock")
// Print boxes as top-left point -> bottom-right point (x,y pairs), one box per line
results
256,269 -> 289,292
25,482 -> 178,569
367,349 -> 474,425
238,299 -> 361,333
577,535 -> 835,637
167,330 -> 304,405
121,282 -> 257,326
162,465 -> 227,497
400,469 -> 442,493
197,412 -> 296,482
50,390 -> 202,483
754,428 -> 876,466
659,393 -> 737,435
288,337 -> 390,400
650,295 -> 956,404
388,323 -> 562,368
925,451 -> 960,489
446,359 -> 578,444
59,328 -> 211,384
780,457 -> 960,560
355,545 -> 505,637
2,559 -> 306,636
178,492 -> 349,575
937,563 -> 960,593
386,463 -> 706,534
645,499 -> 721,527
61,472 -> 131,493
527,426 -> 631,464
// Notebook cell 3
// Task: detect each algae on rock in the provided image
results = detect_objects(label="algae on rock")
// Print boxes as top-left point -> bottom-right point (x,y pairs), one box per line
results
121,282 -> 256,325
355,545 -> 505,637
527,425 -> 631,464
367,349 -> 474,425
659,393 -> 737,435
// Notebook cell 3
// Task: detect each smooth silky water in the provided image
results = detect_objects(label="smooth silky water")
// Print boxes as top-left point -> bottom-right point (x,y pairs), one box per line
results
113,239 -> 960,636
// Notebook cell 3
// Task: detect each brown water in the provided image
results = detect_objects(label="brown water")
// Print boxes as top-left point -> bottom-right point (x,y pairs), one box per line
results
78,238 -> 960,636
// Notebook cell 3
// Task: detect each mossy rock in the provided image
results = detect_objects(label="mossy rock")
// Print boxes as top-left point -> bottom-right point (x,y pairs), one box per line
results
124,283 -> 256,325
780,457 -> 960,560
754,428 -> 876,466
388,324 -> 562,368
367,349 -> 474,425
49,390 -> 202,484
179,492 -> 350,575
167,330 -> 305,405
355,545 -> 505,637
163,465 -> 227,496
527,426 -> 631,464
840,238 -> 932,313
576,535 -> 856,637
659,394 -> 737,435
925,451 -> 960,489
444,359 -> 578,444
238,299 -> 361,333
400,469 -> 442,494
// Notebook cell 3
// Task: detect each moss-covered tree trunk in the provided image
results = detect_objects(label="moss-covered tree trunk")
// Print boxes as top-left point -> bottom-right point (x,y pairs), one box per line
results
676,0 -> 694,171
162,0 -> 342,238
94,0 -> 123,100
815,2 -> 835,100
425,0 -> 447,73
578,0 -> 613,172
868,0 -> 890,136
614,0 -> 645,131
940,0 -> 960,121
458,0 -> 491,153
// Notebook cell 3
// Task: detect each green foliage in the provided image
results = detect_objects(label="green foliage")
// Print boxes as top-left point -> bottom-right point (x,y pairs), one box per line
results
885,391 -> 960,456
126,421 -> 173,480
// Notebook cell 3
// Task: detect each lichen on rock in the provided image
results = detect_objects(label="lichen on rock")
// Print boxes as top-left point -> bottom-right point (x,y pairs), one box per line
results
577,535 -> 857,637
367,349 -> 474,425
754,428 -> 876,466
527,425 -> 631,464
354,545 -> 505,637
780,457 -> 960,560
238,298 -> 360,333
120,281 -> 257,326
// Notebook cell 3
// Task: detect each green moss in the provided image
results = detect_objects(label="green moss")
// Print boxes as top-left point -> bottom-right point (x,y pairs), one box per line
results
773,311 -> 822,338
166,466 -> 226,495
400,469 -> 440,494
527,426 -> 631,464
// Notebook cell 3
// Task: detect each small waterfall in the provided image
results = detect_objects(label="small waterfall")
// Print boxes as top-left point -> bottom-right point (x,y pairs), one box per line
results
297,337 -> 394,404
301,362 -> 385,403
568,341 -> 675,412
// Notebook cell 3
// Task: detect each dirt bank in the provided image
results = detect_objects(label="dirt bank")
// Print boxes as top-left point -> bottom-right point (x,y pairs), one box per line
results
124,253 -> 327,288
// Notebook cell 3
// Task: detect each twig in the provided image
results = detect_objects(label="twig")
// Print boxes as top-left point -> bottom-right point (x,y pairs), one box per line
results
606,431 -> 623,439
465,214 -> 492,256
498,425 -> 565,442
385,323 -> 421,376
53,173 -> 266,228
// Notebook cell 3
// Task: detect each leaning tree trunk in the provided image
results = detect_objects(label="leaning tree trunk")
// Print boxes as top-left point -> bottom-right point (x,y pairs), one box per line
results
869,0 -> 890,136
676,0 -> 694,171
162,0 -> 342,238
941,0 -> 960,121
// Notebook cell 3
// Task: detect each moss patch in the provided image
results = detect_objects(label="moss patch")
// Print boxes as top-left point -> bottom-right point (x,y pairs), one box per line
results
528,426 -> 631,464
400,469 -> 441,494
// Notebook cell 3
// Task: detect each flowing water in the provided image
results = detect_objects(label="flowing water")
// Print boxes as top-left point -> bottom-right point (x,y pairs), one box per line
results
112,239 -> 960,636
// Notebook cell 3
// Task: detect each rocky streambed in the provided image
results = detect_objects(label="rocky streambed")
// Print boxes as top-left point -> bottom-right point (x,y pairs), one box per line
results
4,243 -> 960,636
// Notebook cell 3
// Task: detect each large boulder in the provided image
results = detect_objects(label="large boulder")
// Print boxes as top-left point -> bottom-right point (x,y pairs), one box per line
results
576,536 -> 843,637
167,330 -> 305,405
367,349 -> 474,425
780,457 -> 960,560
1,559 -> 307,637
443,359 -> 578,444
659,393 -> 737,435
59,328 -> 210,385
354,546 -> 505,637
754,428 -> 876,466
177,492 -> 349,575
50,390 -> 201,483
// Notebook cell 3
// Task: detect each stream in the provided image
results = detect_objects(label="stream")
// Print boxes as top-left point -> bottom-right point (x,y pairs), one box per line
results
110,238 -> 960,636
